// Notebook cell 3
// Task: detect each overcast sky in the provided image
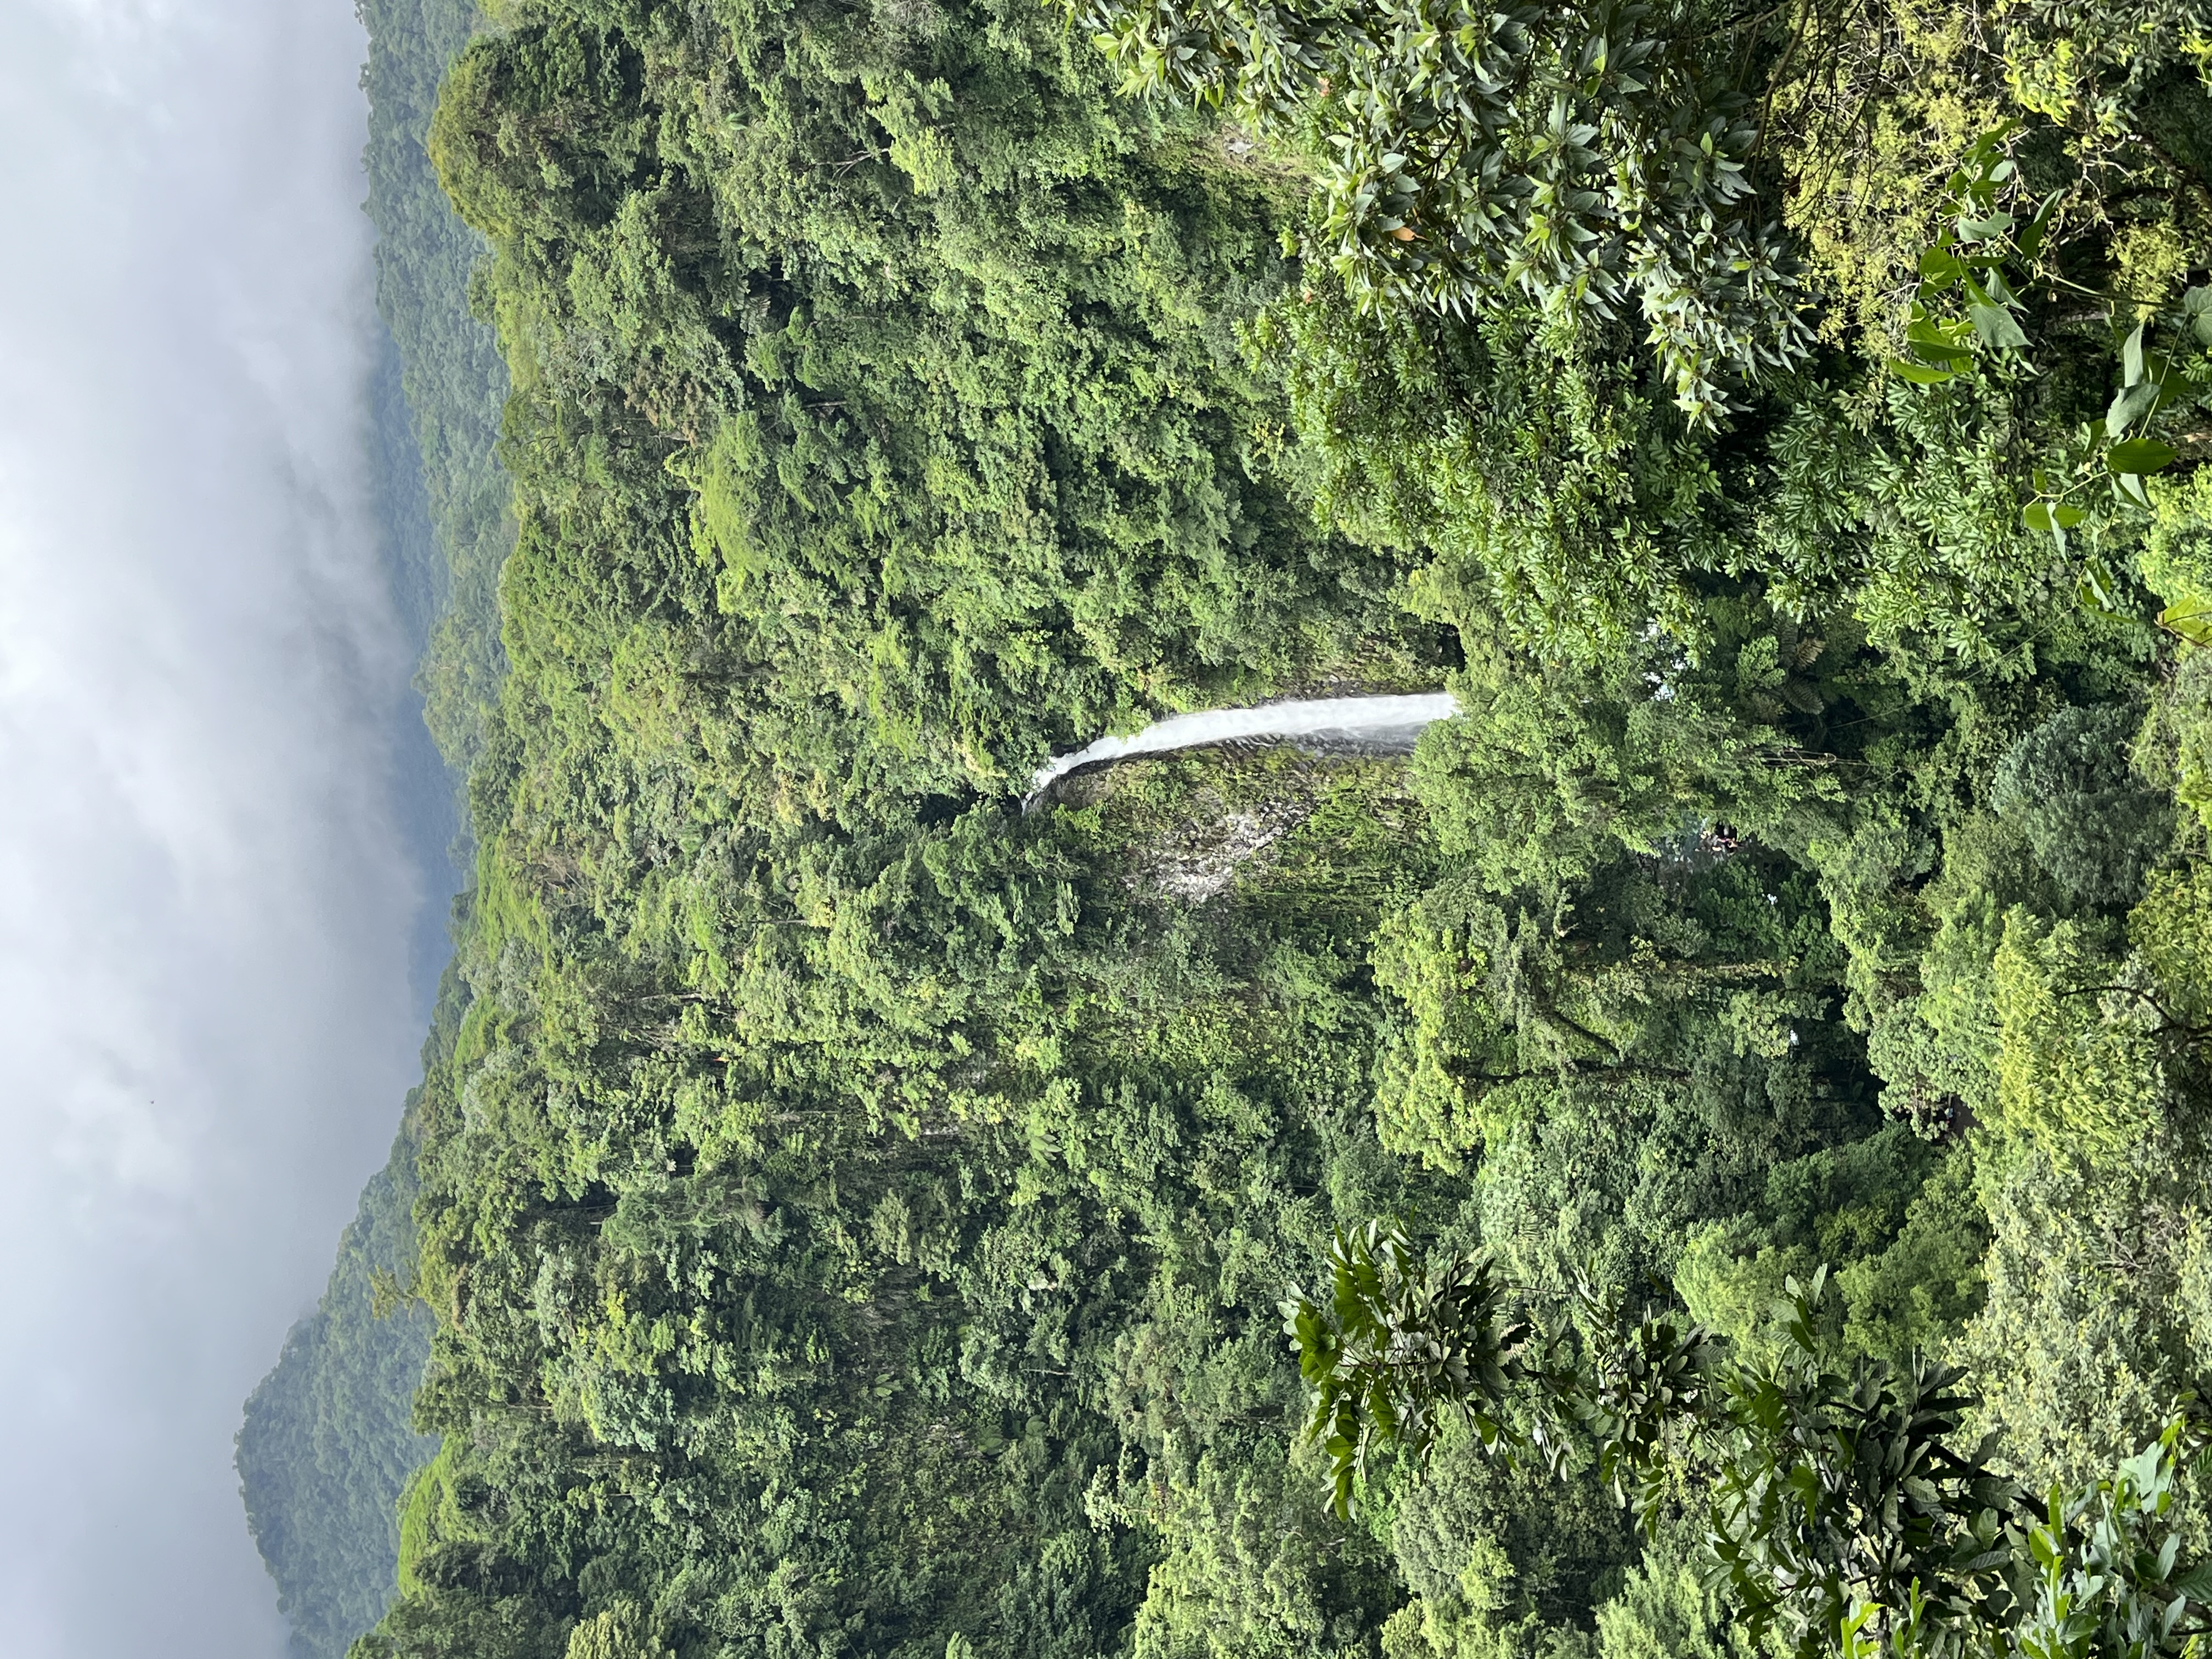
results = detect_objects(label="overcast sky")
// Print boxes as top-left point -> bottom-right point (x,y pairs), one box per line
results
0,1 -> 442,1655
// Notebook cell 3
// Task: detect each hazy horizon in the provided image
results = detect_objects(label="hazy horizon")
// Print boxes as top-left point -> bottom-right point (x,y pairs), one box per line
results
0,1 -> 454,1652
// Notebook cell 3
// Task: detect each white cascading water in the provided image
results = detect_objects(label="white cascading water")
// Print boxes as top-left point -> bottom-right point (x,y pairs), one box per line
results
1025,692 -> 1460,807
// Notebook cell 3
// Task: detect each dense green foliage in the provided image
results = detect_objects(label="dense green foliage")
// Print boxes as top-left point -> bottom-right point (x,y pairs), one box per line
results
249,0 -> 2212,1651
1074,0 -> 1810,422
1288,1246 -> 2212,1659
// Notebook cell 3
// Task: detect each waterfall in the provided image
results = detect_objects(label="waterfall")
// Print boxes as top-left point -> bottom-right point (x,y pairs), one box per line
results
1025,692 -> 1459,807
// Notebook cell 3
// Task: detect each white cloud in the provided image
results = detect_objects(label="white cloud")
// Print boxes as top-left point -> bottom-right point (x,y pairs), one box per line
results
0,0 -> 436,1653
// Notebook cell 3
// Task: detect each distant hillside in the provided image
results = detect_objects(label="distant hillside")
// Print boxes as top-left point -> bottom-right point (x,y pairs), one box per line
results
233,0 -> 510,1650
357,0 -> 510,782
238,1121 -> 437,1659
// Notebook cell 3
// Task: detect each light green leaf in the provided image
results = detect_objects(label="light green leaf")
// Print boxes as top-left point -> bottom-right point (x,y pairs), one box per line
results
1918,247 -> 1963,289
2108,381 -> 2160,437
2183,286 -> 2212,347
1968,301 -> 2028,352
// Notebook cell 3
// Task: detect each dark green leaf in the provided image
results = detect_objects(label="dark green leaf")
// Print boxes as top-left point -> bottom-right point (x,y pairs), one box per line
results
2108,438 -> 2177,475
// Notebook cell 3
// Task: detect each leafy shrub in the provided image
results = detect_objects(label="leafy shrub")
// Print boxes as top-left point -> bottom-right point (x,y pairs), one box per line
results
1993,704 -> 2174,905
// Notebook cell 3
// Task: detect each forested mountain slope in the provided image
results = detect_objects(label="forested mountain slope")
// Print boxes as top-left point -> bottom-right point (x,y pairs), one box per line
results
240,1120 -> 438,1659
270,0 -> 2212,1654
363,0 -> 513,780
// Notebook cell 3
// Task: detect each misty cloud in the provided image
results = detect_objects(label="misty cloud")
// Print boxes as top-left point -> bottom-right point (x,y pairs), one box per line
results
0,1 -> 442,1654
